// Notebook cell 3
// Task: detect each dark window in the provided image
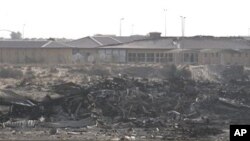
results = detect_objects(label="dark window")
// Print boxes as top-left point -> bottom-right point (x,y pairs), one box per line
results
146,53 -> 154,62
155,53 -> 160,62
168,53 -> 173,62
190,53 -> 194,62
128,53 -> 136,62
159,53 -> 165,62
216,53 -> 219,57
137,53 -> 145,62
72,49 -> 80,54
194,53 -> 198,62
184,53 -> 189,62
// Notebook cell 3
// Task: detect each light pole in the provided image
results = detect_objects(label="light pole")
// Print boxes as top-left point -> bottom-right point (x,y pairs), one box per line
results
180,16 -> 186,37
164,9 -> 167,36
119,18 -> 124,36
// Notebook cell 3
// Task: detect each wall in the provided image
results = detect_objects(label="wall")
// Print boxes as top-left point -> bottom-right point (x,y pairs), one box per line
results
220,51 -> 250,66
199,52 -> 221,65
98,49 -> 126,63
72,48 -> 97,63
126,49 -> 173,64
0,48 -> 72,64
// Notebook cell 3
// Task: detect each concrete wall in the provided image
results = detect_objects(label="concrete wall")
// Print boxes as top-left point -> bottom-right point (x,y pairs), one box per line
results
199,50 -> 250,66
1,47 -> 250,65
220,51 -> 250,66
0,48 -> 72,64
199,52 -> 221,65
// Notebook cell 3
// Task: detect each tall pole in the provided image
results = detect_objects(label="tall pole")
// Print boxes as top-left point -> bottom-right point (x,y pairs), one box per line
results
180,16 -> 186,37
164,9 -> 167,37
119,18 -> 124,36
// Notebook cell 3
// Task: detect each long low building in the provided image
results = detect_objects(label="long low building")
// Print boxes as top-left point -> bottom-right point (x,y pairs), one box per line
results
0,40 -> 73,64
94,36 -> 250,66
1,35 -> 250,65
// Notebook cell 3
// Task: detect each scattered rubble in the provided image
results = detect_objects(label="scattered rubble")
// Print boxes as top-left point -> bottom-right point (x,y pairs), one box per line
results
0,64 -> 250,140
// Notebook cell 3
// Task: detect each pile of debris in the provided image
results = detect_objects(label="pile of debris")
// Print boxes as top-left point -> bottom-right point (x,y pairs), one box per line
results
1,64 -> 250,140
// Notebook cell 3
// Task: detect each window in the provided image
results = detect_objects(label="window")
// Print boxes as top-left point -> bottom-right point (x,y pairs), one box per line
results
184,53 -> 189,62
137,53 -> 145,62
72,48 -> 79,55
128,53 -> 136,62
194,53 -> 198,62
190,53 -> 194,62
163,53 -> 168,62
155,53 -> 160,62
160,53 -> 165,62
146,53 -> 154,62
168,53 -> 173,62
216,53 -> 219,57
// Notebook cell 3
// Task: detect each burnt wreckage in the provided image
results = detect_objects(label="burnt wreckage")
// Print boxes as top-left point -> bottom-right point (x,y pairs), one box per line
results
1,67 -> 250,139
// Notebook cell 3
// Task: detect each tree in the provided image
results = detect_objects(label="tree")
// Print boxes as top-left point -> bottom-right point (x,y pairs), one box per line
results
10,32 -> 22,39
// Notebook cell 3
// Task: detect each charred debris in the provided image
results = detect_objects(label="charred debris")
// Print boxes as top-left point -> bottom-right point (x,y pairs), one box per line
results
0,65 -> 250,139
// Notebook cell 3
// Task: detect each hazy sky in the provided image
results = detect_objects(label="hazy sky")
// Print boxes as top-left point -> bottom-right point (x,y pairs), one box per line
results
0,0 -> 250,39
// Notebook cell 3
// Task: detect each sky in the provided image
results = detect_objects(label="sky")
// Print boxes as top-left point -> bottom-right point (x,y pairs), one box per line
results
0,0 -> 250,39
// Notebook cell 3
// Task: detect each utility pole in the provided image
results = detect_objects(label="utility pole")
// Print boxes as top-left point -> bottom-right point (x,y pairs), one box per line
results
164,9 -> 167,36
119,18 -> 124,36
180,16 -> 186,37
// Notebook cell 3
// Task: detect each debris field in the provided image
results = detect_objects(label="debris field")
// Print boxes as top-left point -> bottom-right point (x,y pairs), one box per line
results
0,64 -> 249,141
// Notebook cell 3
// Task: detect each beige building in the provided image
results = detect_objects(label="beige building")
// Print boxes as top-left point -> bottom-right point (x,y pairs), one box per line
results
0,40 -> 72,64
97,37 -> 176,64
1,35 -> 250,65
95,36 -> 250,66
67,35 -> 146,63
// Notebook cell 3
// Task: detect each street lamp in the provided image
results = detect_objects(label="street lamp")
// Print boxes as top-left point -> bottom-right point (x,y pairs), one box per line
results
120,18 -> 124,36
180,16 -> 186,37
164,9 -> 167,37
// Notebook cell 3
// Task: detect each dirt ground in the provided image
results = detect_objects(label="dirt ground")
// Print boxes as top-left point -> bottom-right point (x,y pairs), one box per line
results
0,64 -> 248,141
